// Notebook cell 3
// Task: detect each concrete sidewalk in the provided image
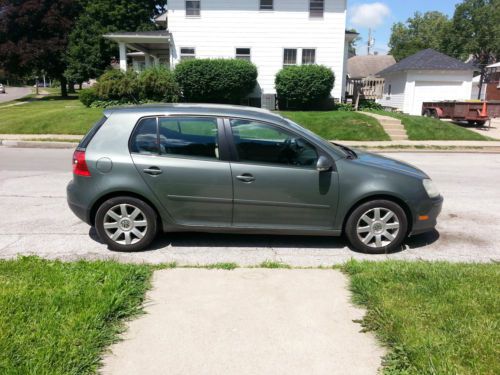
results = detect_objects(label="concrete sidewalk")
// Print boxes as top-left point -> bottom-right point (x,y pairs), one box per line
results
101,269 -> 385,375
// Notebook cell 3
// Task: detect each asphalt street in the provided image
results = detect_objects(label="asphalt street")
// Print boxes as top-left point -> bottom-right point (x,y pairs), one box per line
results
0,147 -> 499,265
0,86 -> 31,103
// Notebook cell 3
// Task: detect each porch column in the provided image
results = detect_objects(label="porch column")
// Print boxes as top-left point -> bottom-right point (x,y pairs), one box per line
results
118,42 -> 127,71
144,54 -> 152,68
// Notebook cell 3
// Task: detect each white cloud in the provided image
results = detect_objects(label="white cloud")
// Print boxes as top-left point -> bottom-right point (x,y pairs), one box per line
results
349,2 -> 391,28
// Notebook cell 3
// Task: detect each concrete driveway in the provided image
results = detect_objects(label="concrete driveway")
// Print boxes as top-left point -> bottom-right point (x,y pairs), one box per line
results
102,269 -> 385,375
0,86 -> 31,103
0,148 -> 499,265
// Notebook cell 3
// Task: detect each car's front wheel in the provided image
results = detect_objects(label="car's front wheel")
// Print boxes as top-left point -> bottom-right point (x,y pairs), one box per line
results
345,199 -> 408,254
95,196 -> 158,251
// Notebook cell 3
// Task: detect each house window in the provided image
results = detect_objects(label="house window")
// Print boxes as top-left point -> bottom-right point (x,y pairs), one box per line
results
302,49 -> 316,64
260,0 -> 273,10
283,49 -> 297,66
186,0 -> 200,16
180,47 -> 196,60
310,0 -> 324,18
236,48 -> 251,61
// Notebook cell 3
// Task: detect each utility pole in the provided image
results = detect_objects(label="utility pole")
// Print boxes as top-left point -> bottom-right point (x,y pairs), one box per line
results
367,28 -> 375,55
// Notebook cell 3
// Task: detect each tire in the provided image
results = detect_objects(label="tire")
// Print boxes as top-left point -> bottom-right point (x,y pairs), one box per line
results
475,121 -> 486,126
423,109 -> 431,117
95,196 -> 158,252
345,199 -> 408,254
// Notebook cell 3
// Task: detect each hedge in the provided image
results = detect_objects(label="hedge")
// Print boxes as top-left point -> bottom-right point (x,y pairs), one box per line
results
80,67 -> 180,107
174,58 -> 257,104
275,65 -> 335,110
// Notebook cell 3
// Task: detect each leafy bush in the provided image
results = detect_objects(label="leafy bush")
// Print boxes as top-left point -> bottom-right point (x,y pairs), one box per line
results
95,69 -> 139,102
358,99 -> 383,111
174,59 -> 258,103
79,88 -> 98,107
335,102 -> 354,111
79,67 -> 181,107
275,65 -> 335,110
138,66 -> 180,102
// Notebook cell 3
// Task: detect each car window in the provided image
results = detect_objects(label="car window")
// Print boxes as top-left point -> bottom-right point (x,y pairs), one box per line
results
230,119 -> 318,167
78,116 -> 108,150
130,117 -> 159,155
158,117 -> 219,160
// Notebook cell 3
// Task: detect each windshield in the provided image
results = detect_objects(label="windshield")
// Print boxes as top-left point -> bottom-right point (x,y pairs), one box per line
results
283,118 -> 350,158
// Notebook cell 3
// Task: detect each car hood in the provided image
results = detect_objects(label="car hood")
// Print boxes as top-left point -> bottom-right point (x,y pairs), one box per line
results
352,150 -> 429,179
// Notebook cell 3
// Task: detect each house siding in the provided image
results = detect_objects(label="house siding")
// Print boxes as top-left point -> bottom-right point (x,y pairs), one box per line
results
167,0 -> 348,99
377,72 -> 407,111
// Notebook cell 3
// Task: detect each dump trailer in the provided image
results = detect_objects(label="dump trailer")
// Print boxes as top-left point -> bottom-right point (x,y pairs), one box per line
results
421,101 -> 500,126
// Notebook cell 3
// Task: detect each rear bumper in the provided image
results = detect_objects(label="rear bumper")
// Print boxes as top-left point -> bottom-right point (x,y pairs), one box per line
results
67,179 -> 92,225
410,195 -> 443,236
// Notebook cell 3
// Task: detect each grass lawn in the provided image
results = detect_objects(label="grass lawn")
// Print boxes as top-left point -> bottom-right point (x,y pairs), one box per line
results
343,260 -> 500,375
280,111 -> 390,141
0,95 -> 102,135
369,110 -> 490,141
0,256 -> 152,375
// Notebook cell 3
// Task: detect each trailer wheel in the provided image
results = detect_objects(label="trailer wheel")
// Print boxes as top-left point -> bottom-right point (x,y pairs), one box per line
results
423,109 -> 431,117
467,120 -> 476,126
476,121 -> 486,127
431,110 -> 439,119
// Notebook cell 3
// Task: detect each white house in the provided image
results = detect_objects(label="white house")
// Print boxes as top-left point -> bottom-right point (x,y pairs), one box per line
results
103,0 -> 354,107
377,49 -> 475,116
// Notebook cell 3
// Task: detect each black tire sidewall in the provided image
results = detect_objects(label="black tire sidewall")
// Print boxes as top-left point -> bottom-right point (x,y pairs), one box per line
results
95,196 -> 158,252
345,199 -> 408,254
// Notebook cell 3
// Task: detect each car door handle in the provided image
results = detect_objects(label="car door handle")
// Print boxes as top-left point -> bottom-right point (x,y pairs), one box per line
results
143,167 -> 163,176
236,174 -> 255,183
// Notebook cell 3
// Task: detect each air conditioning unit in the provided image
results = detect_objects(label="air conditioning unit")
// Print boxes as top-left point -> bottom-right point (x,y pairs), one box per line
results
261,94 -> 277,110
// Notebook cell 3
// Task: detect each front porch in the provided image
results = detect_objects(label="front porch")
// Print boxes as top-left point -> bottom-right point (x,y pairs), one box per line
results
103,31 -> 171,72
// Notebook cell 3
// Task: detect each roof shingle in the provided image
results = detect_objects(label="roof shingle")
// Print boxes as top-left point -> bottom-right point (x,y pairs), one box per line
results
377,49 -> 474,75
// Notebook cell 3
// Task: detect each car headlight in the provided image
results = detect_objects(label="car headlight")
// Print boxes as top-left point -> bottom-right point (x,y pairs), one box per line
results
423,179 -> 440,198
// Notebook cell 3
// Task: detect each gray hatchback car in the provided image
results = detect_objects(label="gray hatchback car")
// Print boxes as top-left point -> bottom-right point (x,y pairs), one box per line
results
67,104 -> 443,253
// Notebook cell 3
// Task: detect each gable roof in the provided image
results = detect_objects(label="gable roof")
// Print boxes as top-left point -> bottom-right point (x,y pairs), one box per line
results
348,55 -> 396,79
377,49 -> 474,75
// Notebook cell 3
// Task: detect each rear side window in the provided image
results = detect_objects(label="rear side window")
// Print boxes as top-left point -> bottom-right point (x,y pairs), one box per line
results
78,116 -> 107,149
130,118 -> 159,155
158,117 -> 219,160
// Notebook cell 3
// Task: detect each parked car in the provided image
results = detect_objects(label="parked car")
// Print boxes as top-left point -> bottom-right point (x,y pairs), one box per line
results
67,104 -> 443,253
0,84 -> 5,94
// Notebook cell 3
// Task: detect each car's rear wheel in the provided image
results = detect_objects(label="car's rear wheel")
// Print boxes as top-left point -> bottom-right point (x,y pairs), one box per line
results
345,199 -> 408,254
95,196 -> 158,251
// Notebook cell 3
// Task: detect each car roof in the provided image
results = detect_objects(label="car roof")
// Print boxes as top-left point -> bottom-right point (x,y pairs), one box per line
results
103,103 -> 288,124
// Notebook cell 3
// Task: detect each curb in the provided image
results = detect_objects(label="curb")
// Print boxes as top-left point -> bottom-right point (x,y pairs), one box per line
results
0,140 -> 77,149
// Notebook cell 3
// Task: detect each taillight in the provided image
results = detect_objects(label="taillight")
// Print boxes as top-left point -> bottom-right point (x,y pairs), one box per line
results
72,150 -> 91,176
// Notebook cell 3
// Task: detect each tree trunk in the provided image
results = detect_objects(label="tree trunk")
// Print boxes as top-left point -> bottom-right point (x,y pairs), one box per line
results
60,76 -> 68,97
68,81 -> 76,94
78,82 -> 83,90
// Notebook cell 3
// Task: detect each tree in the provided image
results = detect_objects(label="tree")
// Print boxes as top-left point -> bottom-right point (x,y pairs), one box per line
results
65,0 -> 166,84
388,12 -> 453,61
347,29 -> 362,56
0,0 -> 80,96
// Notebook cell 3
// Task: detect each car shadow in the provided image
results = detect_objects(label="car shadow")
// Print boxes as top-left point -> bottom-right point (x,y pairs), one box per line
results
89,227 -> 441,255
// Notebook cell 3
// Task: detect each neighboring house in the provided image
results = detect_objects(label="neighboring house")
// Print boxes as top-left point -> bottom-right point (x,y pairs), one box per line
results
377,49 -> 475,116
104,0 -> 355,106
484,62 -> 500,101
347,55 -> 396,79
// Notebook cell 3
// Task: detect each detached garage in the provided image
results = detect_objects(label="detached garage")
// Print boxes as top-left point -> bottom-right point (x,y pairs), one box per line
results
377,49 -> 474,115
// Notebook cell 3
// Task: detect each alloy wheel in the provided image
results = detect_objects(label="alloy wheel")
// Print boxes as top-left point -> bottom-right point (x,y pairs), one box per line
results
356,207 -> 400,248
103,204 -> 148,245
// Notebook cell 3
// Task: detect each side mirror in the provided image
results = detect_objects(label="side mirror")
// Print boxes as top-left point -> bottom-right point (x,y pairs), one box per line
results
316,156 -> 333,172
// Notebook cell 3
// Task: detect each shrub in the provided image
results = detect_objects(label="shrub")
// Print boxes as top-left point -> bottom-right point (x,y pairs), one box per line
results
335,102 -> 354,111
275,65 -> 335,110
95,69 -> 139,102
358,99 -> 383,111
138,66 -> 180,102
79,87 -> 98,107
174,58 -> 258,103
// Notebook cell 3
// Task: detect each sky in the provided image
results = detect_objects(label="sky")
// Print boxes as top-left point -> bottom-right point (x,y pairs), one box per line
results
347,0 -> 463,56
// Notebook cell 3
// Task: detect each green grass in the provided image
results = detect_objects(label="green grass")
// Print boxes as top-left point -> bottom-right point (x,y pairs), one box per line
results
0,95 -> 102,135
0,256 -> 152,375
343,260 -> 500,375
369,110 -> 491,141
280,111 -> 391,141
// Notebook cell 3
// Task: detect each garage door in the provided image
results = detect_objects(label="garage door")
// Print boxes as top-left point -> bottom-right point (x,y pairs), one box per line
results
411,81 -> 464,115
